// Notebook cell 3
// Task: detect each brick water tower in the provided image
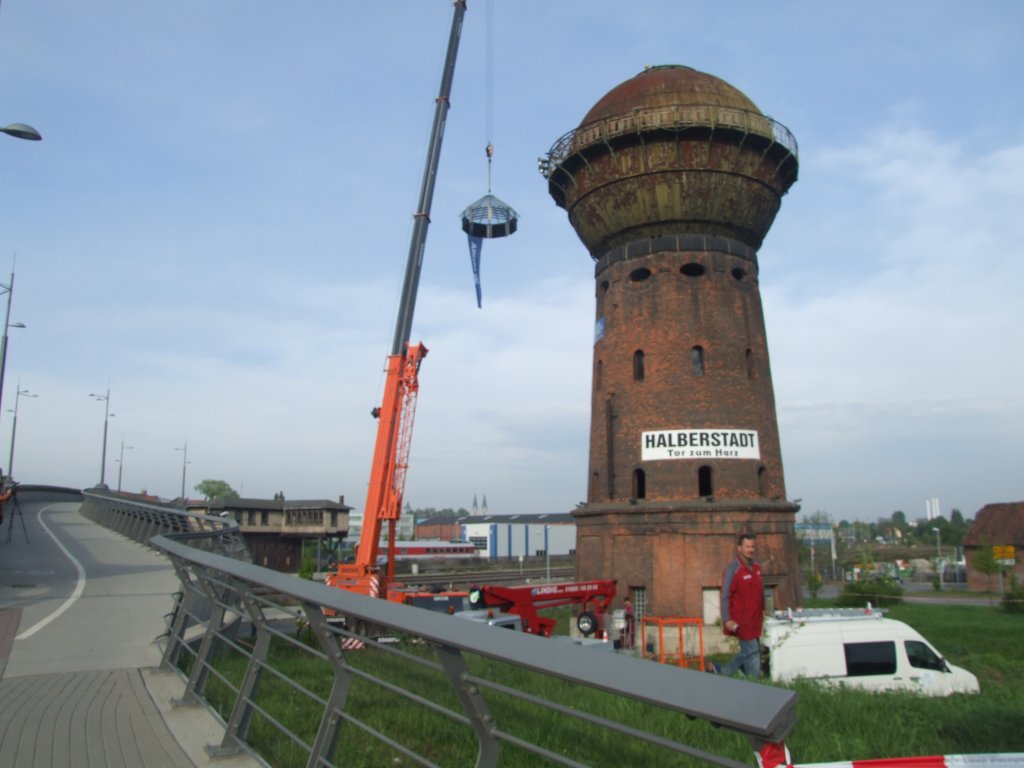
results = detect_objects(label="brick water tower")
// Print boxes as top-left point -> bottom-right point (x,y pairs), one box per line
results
541,65 -> 802,622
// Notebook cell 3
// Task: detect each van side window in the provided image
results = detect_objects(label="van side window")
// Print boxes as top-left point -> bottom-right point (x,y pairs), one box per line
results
844,641 -> 897,676
905,640 -> 946,671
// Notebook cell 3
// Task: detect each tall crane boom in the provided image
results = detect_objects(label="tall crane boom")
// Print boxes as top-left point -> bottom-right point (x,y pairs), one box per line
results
328,1 -> 466,600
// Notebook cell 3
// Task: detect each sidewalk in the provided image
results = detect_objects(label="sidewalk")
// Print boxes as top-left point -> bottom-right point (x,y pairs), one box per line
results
0,501 -> 260,767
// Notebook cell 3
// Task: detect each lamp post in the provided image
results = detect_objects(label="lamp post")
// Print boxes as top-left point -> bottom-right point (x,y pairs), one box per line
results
544,524 -> 551,582
932,526 -> 942,590
89,388 -> 114,487
0,268 -> 27,424
175,441 -> 190,505
7,384 -> 37,477
0,131 -> 40,441
116,440 -> 133,492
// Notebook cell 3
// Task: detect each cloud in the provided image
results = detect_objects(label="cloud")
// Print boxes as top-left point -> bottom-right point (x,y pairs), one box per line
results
766,122 -> 1024,519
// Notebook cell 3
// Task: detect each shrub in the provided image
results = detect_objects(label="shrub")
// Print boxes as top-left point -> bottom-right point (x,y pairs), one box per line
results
1002,574 -> 1024,614
298,556 -> 316,580
836,576 -> 904,607
805,571 -> 823,599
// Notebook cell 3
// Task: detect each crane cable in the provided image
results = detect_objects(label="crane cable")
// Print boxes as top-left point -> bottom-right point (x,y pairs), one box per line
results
485,0 -> 494,193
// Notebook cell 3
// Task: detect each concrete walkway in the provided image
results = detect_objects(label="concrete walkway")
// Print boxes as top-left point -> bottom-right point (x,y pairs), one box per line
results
0,498 -> 260,768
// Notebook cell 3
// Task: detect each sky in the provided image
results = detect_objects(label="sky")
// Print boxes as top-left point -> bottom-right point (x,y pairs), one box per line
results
0,1 -> 1020,524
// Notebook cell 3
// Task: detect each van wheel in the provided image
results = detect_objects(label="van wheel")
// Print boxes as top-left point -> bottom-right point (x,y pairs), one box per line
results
577,611 -> 597,636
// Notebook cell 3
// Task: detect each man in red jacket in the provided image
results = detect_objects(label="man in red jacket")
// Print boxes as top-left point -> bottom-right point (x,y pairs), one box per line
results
720,533 -> 765,677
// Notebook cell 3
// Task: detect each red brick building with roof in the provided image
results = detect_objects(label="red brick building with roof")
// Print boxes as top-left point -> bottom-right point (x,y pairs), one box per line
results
962,502 -> 1024,591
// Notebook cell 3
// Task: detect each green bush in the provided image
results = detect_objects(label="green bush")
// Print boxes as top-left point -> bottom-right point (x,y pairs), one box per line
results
1002,574 -> 1024,614
298,556 -> 316,580
835,576 -> 904,607
805,571 -> 823,599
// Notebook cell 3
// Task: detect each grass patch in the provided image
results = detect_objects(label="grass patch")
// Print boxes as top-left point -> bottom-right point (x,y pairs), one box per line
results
188,603 -> 1024,766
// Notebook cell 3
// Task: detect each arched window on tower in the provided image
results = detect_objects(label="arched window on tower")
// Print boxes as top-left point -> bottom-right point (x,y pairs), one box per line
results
691,346 -> 705,376
758,466 -> 768,497
746,348 -> 755,379
633,349 -> 645,381
698,465 -> 713,498
596,359 -> 603,389
632,468 -> 646,500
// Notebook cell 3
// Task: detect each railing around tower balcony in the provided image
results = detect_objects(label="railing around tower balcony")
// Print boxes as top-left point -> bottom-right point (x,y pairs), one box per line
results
539,104 -> 798,179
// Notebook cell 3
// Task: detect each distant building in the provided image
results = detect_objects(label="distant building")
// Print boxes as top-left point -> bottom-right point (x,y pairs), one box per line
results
962,502 -> 1024,591
461,514 -> 576,560
416,512 -> 468,542
347,505 -> 414,544
189,496 -> 351,572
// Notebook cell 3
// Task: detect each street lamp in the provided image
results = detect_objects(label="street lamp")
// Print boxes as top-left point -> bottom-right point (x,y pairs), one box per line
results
175,441 -> 190,505
6,384 -> 37,478
89,388 -> 114,487
1,123 -> 42,141
116,440 -> 133,492
544,524 -> 551,582
0,267 -> 27,424
932,527 -> 942,590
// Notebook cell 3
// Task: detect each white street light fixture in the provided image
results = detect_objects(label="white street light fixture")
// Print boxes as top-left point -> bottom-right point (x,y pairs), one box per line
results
1,123 -> 42,141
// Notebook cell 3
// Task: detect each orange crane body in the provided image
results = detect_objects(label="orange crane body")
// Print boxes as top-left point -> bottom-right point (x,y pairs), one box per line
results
326,344 -> 427,600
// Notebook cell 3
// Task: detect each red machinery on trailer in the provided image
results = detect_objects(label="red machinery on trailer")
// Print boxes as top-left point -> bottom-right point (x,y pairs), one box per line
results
467,580 -> 617,638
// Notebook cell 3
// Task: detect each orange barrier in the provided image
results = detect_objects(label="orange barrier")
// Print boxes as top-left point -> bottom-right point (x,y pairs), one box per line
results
641,616 -> 704,670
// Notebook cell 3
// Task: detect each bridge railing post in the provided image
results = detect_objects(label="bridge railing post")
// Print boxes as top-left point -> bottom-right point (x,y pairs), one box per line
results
303,604 -> 356,768
437,643 -> 501,768
160,558 -> 195,671
209,580 -> 270,757
177,566 -> 228,705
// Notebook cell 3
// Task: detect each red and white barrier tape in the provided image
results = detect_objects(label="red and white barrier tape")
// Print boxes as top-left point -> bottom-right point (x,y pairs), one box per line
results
757,741 -> 1024,768
795,757 -> 1024,767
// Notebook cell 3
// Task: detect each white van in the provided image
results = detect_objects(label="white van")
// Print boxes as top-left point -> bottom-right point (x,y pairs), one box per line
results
763,607 -> 979,696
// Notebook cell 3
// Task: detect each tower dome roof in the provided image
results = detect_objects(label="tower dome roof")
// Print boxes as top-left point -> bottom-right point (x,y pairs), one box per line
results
542,64 -> 797,256
581,65 -> 761,127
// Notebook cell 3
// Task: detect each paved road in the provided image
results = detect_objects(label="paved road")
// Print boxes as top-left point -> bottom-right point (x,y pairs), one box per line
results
805,580 -> 992,606
0,495 -> 258,768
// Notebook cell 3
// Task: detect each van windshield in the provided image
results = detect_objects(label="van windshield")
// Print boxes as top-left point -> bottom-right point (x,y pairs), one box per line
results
905,640 -> 946,671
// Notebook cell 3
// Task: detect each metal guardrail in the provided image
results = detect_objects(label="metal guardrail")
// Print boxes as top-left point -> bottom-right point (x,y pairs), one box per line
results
80,490 -> 798,768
